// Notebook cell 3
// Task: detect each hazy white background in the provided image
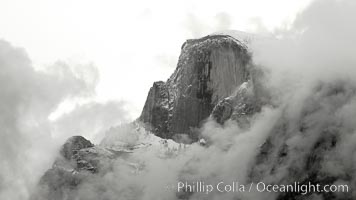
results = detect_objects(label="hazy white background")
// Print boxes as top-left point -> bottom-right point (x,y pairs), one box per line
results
0,0 -> 311,120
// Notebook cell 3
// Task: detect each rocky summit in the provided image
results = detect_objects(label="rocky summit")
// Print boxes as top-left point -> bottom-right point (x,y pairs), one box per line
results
139,35 -> 252,141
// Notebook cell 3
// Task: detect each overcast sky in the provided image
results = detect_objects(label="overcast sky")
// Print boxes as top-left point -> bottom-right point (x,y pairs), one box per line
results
0,0 -> 312,119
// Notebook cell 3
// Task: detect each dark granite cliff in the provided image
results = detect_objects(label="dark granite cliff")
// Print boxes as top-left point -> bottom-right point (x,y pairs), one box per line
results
139,35 -> 251,141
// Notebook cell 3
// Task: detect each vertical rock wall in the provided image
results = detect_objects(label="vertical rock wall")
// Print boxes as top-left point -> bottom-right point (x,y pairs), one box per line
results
140,35 -> 251,141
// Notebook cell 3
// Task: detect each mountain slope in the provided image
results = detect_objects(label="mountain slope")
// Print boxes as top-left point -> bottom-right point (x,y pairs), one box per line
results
34,32 -> 356,200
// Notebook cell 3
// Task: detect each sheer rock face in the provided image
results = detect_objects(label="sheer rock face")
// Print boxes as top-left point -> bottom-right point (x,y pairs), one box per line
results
139,81 -> 170,138
140,35 -> 251,141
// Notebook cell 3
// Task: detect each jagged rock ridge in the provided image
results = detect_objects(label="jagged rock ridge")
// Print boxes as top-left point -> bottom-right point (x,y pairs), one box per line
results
33,136 -> 123,200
